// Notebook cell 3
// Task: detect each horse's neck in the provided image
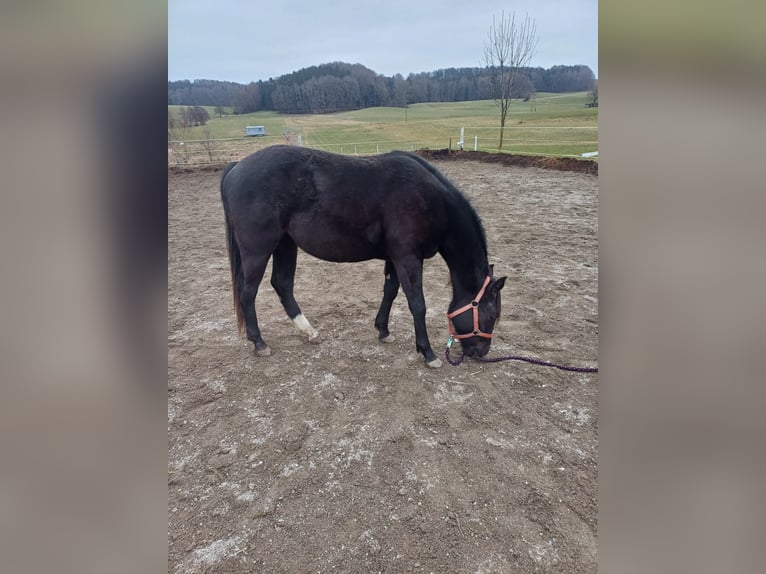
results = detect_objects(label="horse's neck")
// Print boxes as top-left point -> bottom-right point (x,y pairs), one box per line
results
441,237 -> 488,303
448,266 -> 487,303
438,188 -> 489,301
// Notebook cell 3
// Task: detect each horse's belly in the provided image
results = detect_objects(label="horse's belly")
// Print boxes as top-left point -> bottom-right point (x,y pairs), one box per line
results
289,219 -> 384,262
299,242 -> 382,262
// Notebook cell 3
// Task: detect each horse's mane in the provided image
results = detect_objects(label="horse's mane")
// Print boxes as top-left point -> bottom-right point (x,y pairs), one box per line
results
393,152 -> 488,256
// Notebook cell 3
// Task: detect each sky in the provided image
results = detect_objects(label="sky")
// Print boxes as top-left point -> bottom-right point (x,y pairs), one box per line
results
168,0 -> 597,84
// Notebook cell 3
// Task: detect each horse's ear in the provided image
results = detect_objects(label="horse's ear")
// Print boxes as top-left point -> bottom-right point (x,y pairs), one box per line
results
489,264 -> 495,277
492,276 -> 506,292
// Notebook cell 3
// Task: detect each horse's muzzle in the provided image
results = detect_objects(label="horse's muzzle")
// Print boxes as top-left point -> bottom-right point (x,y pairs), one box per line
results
462,339 -> 491,358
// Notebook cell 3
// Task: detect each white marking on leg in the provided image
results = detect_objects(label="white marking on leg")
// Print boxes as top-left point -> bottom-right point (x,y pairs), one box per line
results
292,314 -> 319,342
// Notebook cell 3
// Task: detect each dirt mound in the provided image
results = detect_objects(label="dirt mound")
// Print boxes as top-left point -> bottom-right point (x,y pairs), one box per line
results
415,149 -> 598,175
169,150 -> 598,176
169,163 -> 231,175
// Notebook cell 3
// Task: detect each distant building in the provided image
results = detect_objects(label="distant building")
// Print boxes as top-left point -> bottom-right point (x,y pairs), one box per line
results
245,126 -> 266,137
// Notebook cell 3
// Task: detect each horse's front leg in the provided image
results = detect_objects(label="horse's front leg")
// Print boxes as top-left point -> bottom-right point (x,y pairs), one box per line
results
374,260 -> 399,343
392,258 -> 441,368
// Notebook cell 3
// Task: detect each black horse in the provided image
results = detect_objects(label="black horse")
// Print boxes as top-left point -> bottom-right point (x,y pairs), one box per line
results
220,145 -> 506,368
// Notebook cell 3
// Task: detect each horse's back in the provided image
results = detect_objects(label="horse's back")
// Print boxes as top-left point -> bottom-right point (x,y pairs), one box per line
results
224,146 -> 434,211
221,145 -> 449,262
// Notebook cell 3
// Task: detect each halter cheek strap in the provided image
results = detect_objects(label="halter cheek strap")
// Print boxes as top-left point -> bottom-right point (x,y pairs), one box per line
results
446,275 -> 493,340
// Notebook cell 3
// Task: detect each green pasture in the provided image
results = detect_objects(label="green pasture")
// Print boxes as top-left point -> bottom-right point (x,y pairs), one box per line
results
168,92 -> 598,162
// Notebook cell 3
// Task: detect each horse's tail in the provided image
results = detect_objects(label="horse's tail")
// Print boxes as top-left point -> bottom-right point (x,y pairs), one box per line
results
221,162 -> 245,334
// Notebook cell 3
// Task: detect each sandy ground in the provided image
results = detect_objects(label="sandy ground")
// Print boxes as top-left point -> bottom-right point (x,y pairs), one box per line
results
168,158 -> 598,573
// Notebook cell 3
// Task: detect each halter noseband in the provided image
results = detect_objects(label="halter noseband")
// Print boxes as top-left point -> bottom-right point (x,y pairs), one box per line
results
446,275 -> 493,340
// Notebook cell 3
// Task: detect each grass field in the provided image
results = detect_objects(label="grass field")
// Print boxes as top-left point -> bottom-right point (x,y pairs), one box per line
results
168,92 -> 598,165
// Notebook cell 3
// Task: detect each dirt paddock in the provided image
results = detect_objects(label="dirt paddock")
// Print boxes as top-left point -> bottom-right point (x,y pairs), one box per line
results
168,157 -> 598,573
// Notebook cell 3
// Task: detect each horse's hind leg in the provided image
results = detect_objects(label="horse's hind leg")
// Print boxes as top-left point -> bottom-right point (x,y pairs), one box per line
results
238,253 -> 272,356
374,260 -> 399,343
271,236 -> 319,342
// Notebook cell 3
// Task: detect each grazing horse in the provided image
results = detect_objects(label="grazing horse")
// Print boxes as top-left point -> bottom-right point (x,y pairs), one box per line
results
220,145 -> 505,368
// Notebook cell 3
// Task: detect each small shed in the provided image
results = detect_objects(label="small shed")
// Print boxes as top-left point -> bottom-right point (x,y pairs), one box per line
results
245,125 -> 266,137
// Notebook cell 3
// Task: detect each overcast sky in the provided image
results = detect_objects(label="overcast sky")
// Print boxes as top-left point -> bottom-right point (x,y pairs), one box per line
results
169,0 -> 597,83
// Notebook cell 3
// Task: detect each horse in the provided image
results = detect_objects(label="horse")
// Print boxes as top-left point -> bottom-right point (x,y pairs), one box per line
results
220,145 -> 506,368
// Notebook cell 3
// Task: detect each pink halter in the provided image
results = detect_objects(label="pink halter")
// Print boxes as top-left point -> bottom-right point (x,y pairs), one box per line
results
446,275 -> 493,340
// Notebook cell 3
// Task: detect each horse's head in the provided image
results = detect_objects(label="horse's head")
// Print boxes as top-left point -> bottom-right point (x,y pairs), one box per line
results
447,273 -> 506,358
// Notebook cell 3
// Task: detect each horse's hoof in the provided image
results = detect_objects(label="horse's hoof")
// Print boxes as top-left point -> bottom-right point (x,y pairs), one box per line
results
307,332 -> 321,344
379,334 -> 395,343
426,358 -> 442,369
255,345 -> 271,357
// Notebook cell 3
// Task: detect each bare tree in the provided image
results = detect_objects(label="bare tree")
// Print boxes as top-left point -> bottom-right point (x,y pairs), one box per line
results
483,12 -> 539,150
168,111 -> 191,166
199,127 -> 216,163
589,79 -> 598,105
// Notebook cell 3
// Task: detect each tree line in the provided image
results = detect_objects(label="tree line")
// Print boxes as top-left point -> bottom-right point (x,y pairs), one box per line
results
168,62 -> 595,115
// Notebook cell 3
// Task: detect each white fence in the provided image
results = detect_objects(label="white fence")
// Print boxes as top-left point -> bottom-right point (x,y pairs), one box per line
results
168,126 -> 598,168
459,126 -> 598,155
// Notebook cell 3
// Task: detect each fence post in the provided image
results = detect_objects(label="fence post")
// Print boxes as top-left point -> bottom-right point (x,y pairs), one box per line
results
474,135 -> 478,151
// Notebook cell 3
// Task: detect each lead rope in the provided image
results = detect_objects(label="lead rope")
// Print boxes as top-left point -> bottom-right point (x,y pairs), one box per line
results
444,336 -> 598,373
